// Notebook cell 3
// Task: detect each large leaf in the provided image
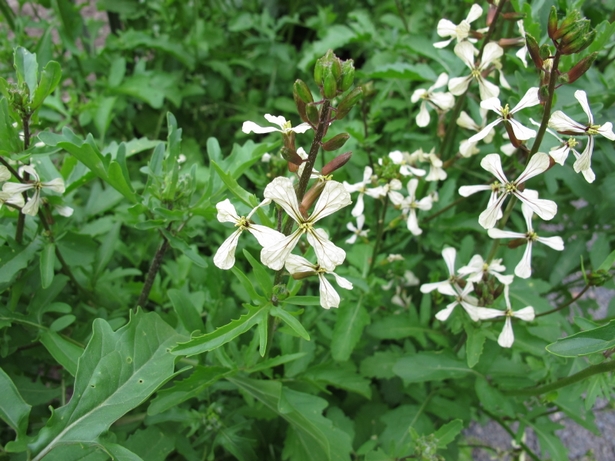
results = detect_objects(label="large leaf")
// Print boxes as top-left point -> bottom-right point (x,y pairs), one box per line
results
27,310 -> 185,459
228,376 -> 352,461
393,352 -> 472,384
0,237 -> 43,286
31,60 -> 62,109
172,304 -> 270,356
39,330 -> 84,377
14,46 -> 38,98
546,320 -> 615,357
0,367 -> 31,443
331,295 -> 370,361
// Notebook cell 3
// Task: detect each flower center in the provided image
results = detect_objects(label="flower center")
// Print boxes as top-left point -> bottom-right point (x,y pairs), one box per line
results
587,124 -> 601,136
567,137 -> 577,148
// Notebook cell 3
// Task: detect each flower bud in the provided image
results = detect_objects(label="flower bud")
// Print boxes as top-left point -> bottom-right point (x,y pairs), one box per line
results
560,29 -> 595,55
565,52 -> 598,84
323,71 -> 338,99
306,104 -> 320,126
314,59 -> 324,86
294,93 -> 308,124
525,34 -> 543,70
280,146 -> 305,166
551,10 -> 581,40
335,86 -> 363,120
293,79 -> 313,104
588,269 -> 612,287
331,56 -> 342,82
340,59 -> 355,92
538,84 -> 549,105
502,12 -> 526,21
321,133 -> 350,151
547,6 -> 558,40
559,20 -> 590,47
321,151 -> 352,176
299,181 -> 326,217
507,238 -> 527,250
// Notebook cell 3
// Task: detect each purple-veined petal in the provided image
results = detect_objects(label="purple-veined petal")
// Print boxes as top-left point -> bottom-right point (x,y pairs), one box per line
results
480,42 -> 504,68
213,229 -> 242,270
477,78 -> 500,101
437,19 -> 458,38
537,235 -> 565,251
514,306 -> 535,321
488,228 -> 525,240
468,119 -> 502,143
285,254 -> 315,274
247,224 -> 285,248
517,153 -> 550,183
260,230 -> 303,270
291,123 -> 312,134
573,136 -> 594,173
598,122 -> 615,141
466,4 -> 483,23
307,227 -> 346,271
548,111 -> 585,134
512,87 -> 540,113
332,272 -> 353,290
42,178 -> 65,193
263,176 -> 302,223
508,119 -> 536,141
448,76 -> 472,96
310,181 -> 352,223
480,154 -> 508,183
458,184 -> 491,197
478,193 -> 507,229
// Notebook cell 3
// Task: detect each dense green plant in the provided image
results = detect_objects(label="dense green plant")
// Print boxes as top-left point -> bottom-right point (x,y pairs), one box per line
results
1,1 -> 615,460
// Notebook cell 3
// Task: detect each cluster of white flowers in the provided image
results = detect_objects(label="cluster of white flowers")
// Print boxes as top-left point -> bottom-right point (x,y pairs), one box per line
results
420,247 -> 534,347
0,164 -> 69,216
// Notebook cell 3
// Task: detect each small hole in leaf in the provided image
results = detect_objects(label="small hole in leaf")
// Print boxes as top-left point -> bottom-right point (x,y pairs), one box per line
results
126,357 -> 133,363
138,379 -> 144,384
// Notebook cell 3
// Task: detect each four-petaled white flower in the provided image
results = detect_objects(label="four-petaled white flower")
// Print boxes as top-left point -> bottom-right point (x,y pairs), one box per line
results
487,194 -> 564,279
420,247 -> 458,294
346,215 -> 369,244
213,198 -> 284,270
242,114 -> 311,135
424,150 -> 447,182
457,109 -> 494,157
388,151 -> 427,177
389,178 -> 433,235
261,177 -> 351,271
469,153 -> 557,229
435,282 -> 490,322
457,254 -> 513,285
343,166 -> 378,217
285,255 -> 353,309
448,42 -> 503,101
548,90 -> 615,180
2,165 -> 65,216
434,4 -> 483,49
411,73 -> 456,127
468,87 -> 540,143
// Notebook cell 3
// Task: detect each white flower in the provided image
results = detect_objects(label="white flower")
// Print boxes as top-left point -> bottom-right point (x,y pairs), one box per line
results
213,198 -> 283,270
457,109 -> 494,157
471,153 -> 557,229
242,114 -> 311,135
548,90 -> 615,179
435,282 -> 487,322
0,191 -> 25,209
0,165 -> 10,182
434,4 -> 483,48
424,150 -> 447,182
457,254 -> 513,284
390,271 -> 420,308
389,178 -> 433,235
387,254 -> 404,263
448,42 -> 503,101
411,73 -> 455,127
296,147 -> 320,179
487,194 -> 564,279
343,166 -> 378,217
261,177 -> 351,271
2,165 -> 65,216
516,20 -> 528,68
346,214 -> 369,244
388,151 -> 426,177
420,247 -> 459,294
365,178 -> 402,200
285,255 -> 353,309
468,87 -> 540,143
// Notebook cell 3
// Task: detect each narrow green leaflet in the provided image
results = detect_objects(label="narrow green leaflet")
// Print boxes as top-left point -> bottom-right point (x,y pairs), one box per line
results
31,60 -> 62,110
148,366 -> 232,415
546,319 -> 615,357
434,419 -> 463,448
270,305 -> 310,341
168,289 -> 204,333
172,304 -> 270,356
392,352 -> 473,384
123,427 -> 175,461
0,237 -> 43,286
14,46 -> 38,98
27,310 -> 185,460
161,230 -> 208,268
465,325 -> 486,368
39,330 -> 84,377
231,265 -> 266,303
40,242 -> 56,289
303,362 -> 371,399
211,160 -> 254,207
243,250 -> 273,295
0,367 -> 31,442
331,296 -> 370,362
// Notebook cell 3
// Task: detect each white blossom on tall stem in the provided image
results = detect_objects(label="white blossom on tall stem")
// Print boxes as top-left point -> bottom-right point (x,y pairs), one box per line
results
487,195 -> 564,279
424,150 -> 447,182
242,114 -> 311,135
457,109 -> 494,157
470,153 -> 557,229
468,87 -> 540,143
389,178 -> 433,235
261,177 -> 351,271
448,42 -> 503,101
548,90 -> 615,179
346,215 -> 369,244
457,255 -> 513,284
411,73 -> 455,127
2,165 -> 65,216
344,166 -> 378,217
213,198 -> 283,270
434,4 -> 483,48
435,282 -> 495,322
285,255 -> 353,309
388,151 -> 426,177
420,247 -> 459,294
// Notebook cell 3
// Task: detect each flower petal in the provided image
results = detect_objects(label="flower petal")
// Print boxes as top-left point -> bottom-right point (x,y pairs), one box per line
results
260,230 -> 302,270
263,176 -> 302,222
310,180 -> 352,222
307,227 -> 346,271
213,229 -> 242,270
318,274 -> 341,309
242,121 -> 279,134
498,317 -> 514,347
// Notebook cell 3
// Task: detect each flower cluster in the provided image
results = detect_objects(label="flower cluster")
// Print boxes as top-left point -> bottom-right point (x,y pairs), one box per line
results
1,165 -> 69,216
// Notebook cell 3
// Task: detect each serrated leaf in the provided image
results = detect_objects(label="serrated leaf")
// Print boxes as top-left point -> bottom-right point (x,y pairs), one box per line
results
231,265 -> 266,303
546,319 -> 615,357
331,295 -> 370,362
172,304 -> 270,356
434,419 -> 463,448
211,160 -> 253,207
148,366 -> 232,415
0,367 -> 31,441
27,310 -> 185,459
243,250 -> 273,295
465,326 -> 486,368
39,330 -> 83,376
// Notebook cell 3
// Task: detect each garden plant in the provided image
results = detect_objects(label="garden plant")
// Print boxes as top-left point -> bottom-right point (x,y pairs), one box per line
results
1,0 -> 615,460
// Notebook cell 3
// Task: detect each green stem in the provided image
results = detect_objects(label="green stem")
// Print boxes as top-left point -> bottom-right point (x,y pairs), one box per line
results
368,196 -> 390,274
136,226 -> 172,309
537,284 -> 590,317
480,408 -> 542,461
15,113 -> 31,244
507,360 -> 615,397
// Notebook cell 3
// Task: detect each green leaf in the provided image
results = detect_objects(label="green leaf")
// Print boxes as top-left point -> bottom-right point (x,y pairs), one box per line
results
0,367 -> 31,440
303,362 -> 371,399
434,419 -> 463,448
148,366 -> 231,415
161,230 -> 208,268
214,424 -> 258,461
123,427 -> 175,461
331,295 -> 370,362
228,377 -> 352,461
546,319 -> 615,357
211,160 -> 253,207
598,249 -> 615,272
172,304 -> 270,356
245,353 -> 307,374
366,62 -> 437,81
367,316 -> 431,340
0,237 -> 43,286
243,250 -> 273,295
283,296 -> 322,306
31,60 -> 61,109
167,288 -> 204,333
270,305 -> 310,341
392,352 -> 472,384
231,265 -> 266,303
39,330 -> 84,377
27,310 -> 185,459
14,47 -> 38,98
0,97 -> 21,153
40,242 -> 56,289
465,325 -> 486,368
